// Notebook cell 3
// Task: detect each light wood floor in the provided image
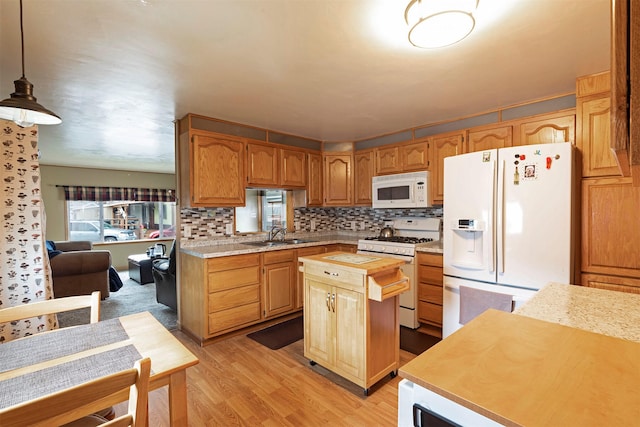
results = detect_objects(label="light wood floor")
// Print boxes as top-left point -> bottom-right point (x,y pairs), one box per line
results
115,329 -> 418,426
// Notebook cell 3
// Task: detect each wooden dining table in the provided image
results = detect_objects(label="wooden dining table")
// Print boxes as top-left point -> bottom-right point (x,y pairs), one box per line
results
0,311 -> 199,426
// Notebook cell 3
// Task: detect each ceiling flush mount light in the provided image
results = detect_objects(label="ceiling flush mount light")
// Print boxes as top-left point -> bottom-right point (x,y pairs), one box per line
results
405,0 -> 478,49
0,0 -> 61,127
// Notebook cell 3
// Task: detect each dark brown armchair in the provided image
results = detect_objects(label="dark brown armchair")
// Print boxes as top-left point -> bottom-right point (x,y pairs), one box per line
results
152,240 -> 177,311
48,241 -> 111,299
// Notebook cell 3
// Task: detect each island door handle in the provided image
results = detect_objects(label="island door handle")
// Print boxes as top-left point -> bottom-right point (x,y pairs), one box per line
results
331,293 -> 336,312
324,270 -> 339,277
326,292 -> 331,311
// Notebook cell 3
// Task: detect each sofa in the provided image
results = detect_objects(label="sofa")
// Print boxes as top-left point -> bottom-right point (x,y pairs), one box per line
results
48,241 -> 111,299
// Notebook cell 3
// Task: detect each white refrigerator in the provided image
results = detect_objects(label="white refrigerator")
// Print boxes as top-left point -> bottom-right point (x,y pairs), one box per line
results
442,142 -> 576,338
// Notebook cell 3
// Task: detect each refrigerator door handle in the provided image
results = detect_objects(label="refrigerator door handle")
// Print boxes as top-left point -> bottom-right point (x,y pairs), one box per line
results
490,159 -> 497,273
499,160 -> 506,274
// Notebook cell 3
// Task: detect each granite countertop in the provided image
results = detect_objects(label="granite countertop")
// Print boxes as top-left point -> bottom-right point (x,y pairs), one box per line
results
180,234 -> 362,258
514,282 -> 640,342
416,240 -> 443,254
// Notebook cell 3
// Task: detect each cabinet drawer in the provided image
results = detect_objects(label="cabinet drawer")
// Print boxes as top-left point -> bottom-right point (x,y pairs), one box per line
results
297,246 -> 325,257
208,253 -> 260,272
304,263 -> 364,288
209,284 -> 261,312
208,265 -> 260,292
208,302 -> 261,334
418,253 -> 443,267
418,266 -> 443,285
418,300 -> 443,326
264,249 -> 295,264
418,283 -> 443,305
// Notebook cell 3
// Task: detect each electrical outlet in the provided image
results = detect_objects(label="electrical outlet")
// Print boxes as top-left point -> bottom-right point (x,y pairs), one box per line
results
360,221 -> 366,230
310,219 -> 316,231
350,221 -> 356,231
294,221 -> 300,231
184,225 -> 191,237
225,223 -> 233,235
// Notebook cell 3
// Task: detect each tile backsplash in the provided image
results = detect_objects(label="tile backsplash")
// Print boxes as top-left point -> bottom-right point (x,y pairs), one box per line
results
180,205 -> 442,244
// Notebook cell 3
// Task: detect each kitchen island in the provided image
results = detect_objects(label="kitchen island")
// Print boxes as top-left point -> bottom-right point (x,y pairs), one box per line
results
398,283 -> 640,426
298,251 -> 409,395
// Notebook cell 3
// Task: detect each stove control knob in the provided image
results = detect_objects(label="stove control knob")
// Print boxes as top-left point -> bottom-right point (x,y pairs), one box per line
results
381,246 -> 386,252
393,248 -> 399,253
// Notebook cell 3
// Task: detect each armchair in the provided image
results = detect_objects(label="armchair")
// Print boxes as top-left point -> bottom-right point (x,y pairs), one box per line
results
48,241 -> 111,299
152,240 -> 177,311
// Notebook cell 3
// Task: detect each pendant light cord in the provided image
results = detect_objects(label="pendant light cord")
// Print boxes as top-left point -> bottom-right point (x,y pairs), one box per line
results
19,0 -> 25,78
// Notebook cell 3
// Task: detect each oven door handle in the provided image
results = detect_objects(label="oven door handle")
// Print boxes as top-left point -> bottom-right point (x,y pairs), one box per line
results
356,250 -> 413,263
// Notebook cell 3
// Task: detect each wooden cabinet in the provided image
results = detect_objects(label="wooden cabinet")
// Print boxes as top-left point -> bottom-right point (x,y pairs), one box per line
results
180,252 -> 262,343
323,153 -> 353,206
430,131 -> 464,204
576,72 -> 620,177
581,177 -> 640,283
305,278 -> 365,380
296,246 -> 326,309
307,151 -> 323,206
247,142 -> 306,188
467,125 -> 513,152
401,140 -> 429,171
281,148 -> 306,187
263,249 -> 296,318
324,244 -> 357,254
247,142 -> 279,186
179,131 -> 246,207
376,146 -> 400,175
301,253 -> 406,393
517,111 -> 576,146
417,252 -> 443,338
354,150 -> 374,205
375,141 -> 429,175
581,273 -> 640,295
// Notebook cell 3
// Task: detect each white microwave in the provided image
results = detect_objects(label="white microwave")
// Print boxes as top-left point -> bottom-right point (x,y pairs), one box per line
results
372,171 -> 431,209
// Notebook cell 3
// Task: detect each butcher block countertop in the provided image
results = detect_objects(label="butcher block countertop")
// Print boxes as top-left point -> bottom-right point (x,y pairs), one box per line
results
298,251 -> 405,275
399,309 -> 640,427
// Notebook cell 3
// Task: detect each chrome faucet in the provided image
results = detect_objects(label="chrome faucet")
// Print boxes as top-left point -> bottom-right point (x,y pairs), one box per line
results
268,225 -> 286,241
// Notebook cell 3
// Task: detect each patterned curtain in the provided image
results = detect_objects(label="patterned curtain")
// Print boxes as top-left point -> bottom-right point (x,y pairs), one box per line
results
61,186 -> 175,202
0,121 -> 55,343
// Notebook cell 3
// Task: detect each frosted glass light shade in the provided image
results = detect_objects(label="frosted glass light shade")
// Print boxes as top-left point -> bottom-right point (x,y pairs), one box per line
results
405,0 -> 478,49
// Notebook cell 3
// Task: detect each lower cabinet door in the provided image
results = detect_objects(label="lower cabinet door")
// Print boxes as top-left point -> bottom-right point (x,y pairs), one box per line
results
304,279 -> 333,367
333,287 -> 365,381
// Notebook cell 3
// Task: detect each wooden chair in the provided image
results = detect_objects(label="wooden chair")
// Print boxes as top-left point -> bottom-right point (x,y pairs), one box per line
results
0,357 -> 151,427
0,291 -> 101,325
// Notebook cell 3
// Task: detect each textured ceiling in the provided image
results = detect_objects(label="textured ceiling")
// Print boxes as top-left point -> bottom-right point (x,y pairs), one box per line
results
0,0 -> 611,174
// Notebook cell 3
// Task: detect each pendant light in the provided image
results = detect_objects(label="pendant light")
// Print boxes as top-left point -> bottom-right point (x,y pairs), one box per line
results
405,0 -> 478,49
0,0 -> 61,127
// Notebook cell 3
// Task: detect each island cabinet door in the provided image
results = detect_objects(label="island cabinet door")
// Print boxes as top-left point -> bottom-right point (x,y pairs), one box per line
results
332,287 -> 365,381
304,279 -> 333,367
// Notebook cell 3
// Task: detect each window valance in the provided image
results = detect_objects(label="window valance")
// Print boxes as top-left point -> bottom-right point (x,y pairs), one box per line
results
60,186 -> 175,202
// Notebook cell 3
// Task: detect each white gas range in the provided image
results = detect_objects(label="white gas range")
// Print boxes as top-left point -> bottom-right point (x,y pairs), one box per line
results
357,217 -> 442,329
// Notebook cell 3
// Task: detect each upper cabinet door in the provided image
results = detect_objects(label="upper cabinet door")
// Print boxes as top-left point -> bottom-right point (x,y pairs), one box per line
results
376,146 -> 400,175
517,112 -> 576,145
431,131 -> 464,205
281,149 -> 306,187
577,95 -> 620,178
467,125 -> 513,153
324,153 -> 353,206
307,152 -> 323,206
247,142 -> 279,186
191,133 -> 245,207
401,140 -> 429,171
354,150 -> 373,206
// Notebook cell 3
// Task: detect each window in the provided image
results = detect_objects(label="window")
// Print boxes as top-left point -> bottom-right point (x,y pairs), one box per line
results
235,190 -> 287,234
67,200 -> 176,242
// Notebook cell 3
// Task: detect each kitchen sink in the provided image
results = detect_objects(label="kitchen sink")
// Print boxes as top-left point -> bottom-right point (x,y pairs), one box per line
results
242,238 -> 316,247
243,240 -> 289,247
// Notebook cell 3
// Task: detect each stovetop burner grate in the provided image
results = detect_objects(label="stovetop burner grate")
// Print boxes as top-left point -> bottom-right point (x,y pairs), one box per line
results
364,236 -> 434,244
